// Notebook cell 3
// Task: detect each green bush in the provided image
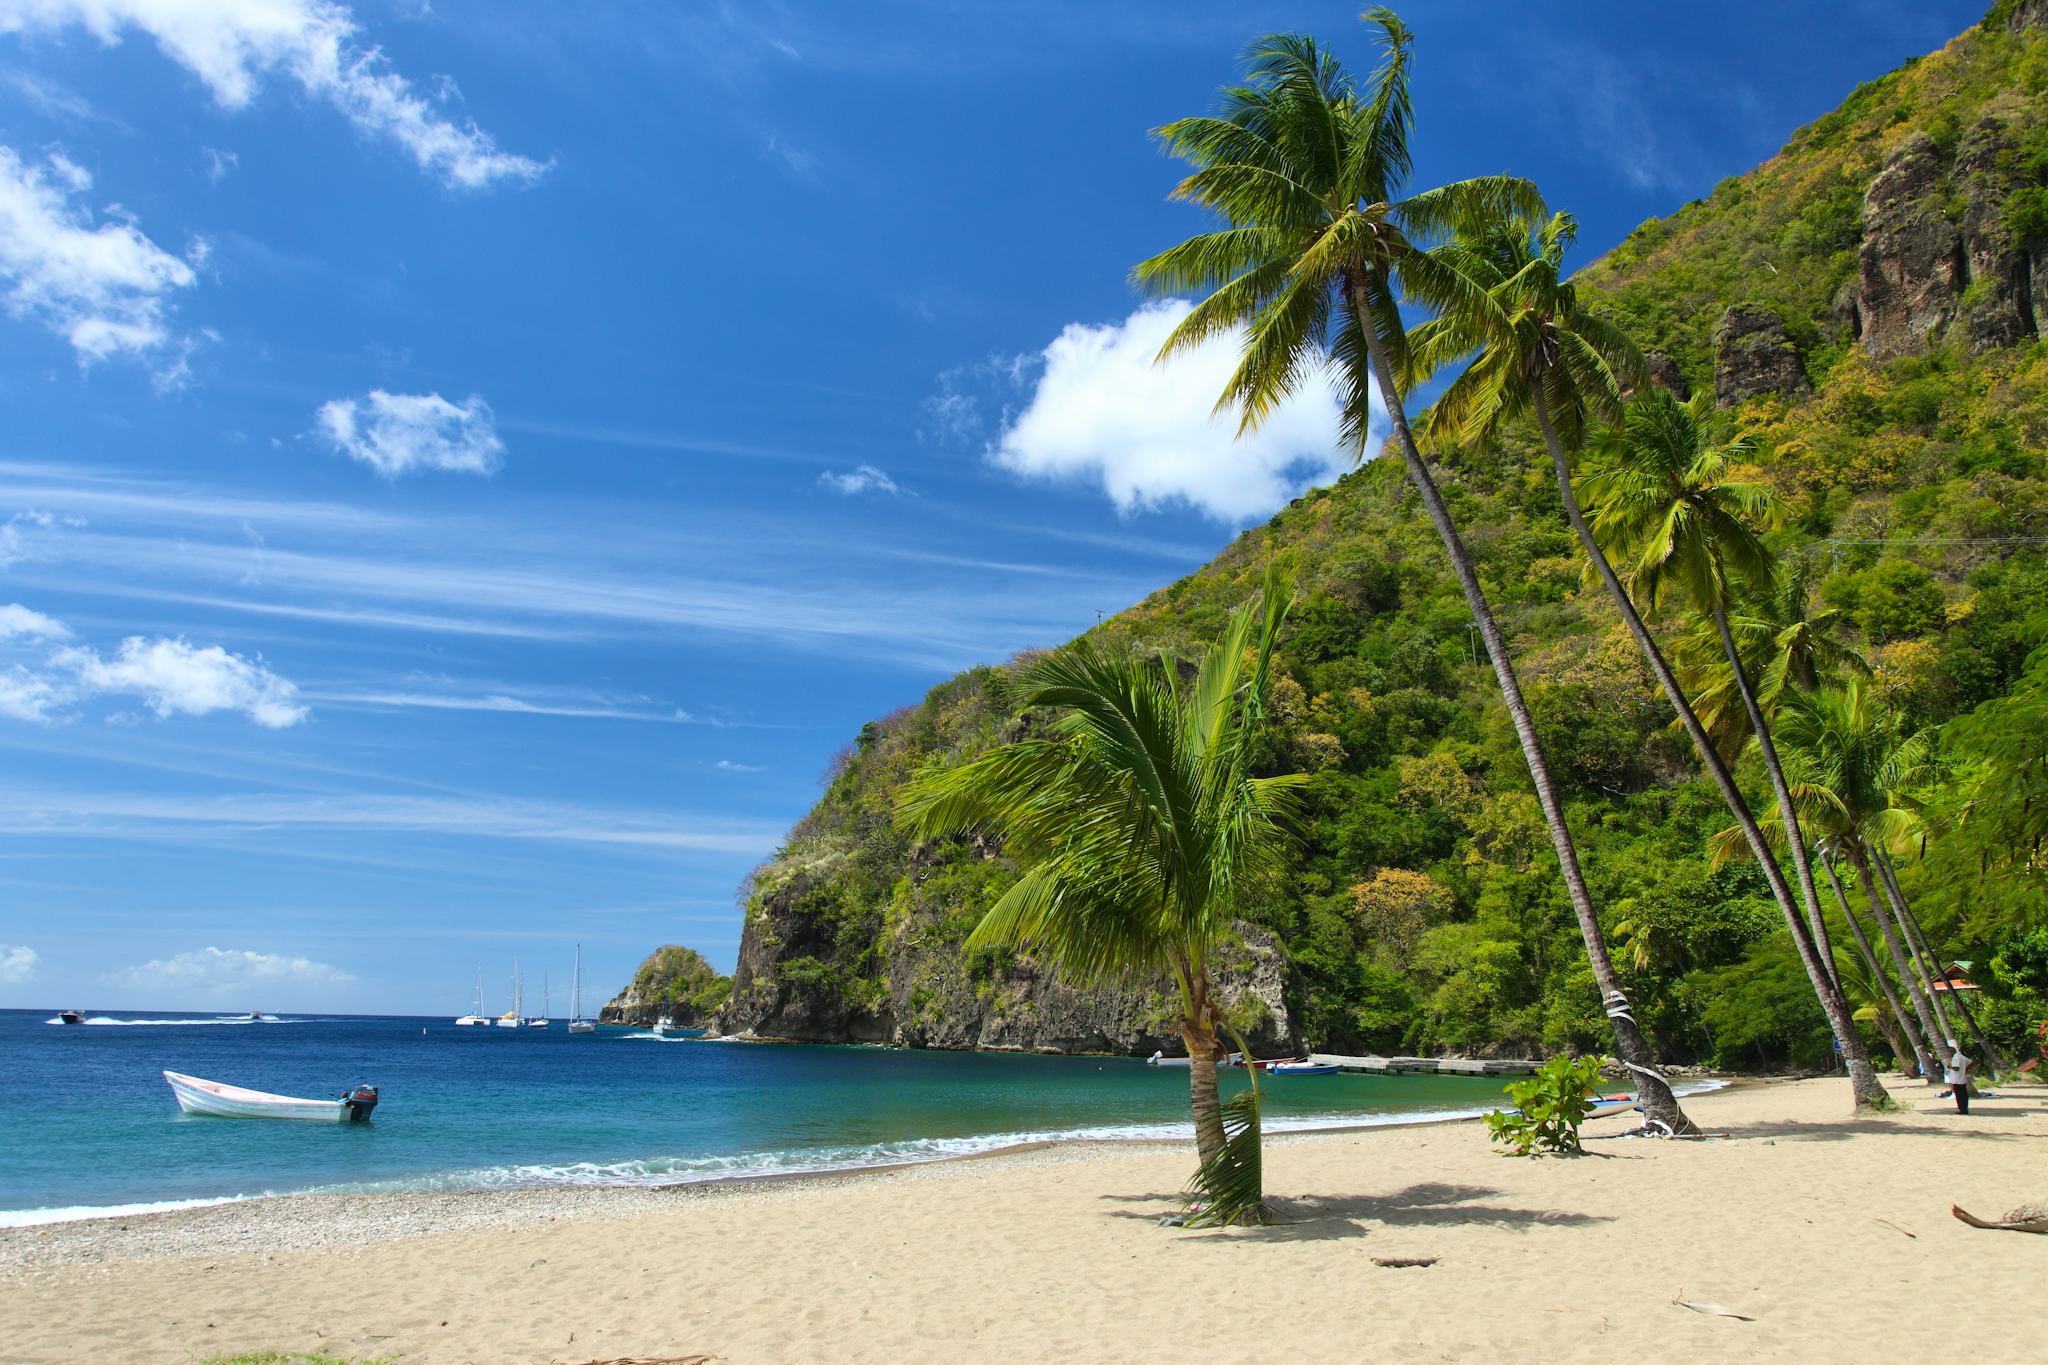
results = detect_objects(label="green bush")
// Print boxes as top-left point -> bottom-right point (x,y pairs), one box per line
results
1484,1054 -> 1606,1156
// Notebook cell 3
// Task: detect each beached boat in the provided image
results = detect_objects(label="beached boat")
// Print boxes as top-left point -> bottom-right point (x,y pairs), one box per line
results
164,1070 -> 379,1122
56,1009 -> 83,1025
567,944 -> 596,1033
455,966 -> 490,1026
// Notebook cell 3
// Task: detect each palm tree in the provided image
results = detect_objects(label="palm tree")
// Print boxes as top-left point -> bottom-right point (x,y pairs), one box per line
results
1128,14 -> 1698,1134
1672,551 -> 1867,759
1817,839 -> 1935,1077
897,579 -> 1305,1222
1404,211 -> 1886,1108
1723,682 -> 1952,1081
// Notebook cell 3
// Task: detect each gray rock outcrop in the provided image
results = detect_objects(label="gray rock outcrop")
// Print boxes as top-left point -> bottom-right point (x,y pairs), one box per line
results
1859,120 -> 2042,359
720,848 -> 1299,1056
1715,305 -> 1810,405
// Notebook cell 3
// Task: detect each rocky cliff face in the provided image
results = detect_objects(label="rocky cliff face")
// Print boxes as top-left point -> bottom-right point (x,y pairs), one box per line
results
1715,305 -> 1810,405
1858,119 -> 2041,359
720,835 -> 1298,1056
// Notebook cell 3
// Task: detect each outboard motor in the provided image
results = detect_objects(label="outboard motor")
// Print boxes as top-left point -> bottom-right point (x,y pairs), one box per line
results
341,1084 -> 379,1122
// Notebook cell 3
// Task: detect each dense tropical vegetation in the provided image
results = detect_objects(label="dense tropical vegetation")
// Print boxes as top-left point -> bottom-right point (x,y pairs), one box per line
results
711,2 -> 2048,1103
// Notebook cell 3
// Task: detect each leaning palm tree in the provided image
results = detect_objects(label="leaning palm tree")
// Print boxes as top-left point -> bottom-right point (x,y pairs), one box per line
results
1815,839 -> 1935,1076
1722,682 -> 1956,1080
1579,397 -> 1849,982
897,578 -> 1305,1224
1129,13 -> 1697,1136
1404,211 -> 1886,1108
1672,551 -> 1868,758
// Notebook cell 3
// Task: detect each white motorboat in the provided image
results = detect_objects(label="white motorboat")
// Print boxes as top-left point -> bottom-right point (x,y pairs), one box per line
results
653,1014 -> 675,1035
455,966 -> 490,1026
164,1070 -> 379,1122
567,944 -> 596,1033
1146,1051 -> 1243,1067
230,1011 -> 278,1023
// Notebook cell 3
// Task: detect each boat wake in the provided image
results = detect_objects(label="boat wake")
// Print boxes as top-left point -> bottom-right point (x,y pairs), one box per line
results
48,1016 -> 298,1027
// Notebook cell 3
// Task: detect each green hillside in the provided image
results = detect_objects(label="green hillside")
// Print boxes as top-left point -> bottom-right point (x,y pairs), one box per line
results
712,4 -> 2048,1070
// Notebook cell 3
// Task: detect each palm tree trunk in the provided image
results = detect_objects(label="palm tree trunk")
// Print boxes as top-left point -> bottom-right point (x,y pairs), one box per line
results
1706,594 -> 1839,988
1875,851 -> 2004,1074
1352,284 -> 1696,1135
1181,975 -> 1226,1171
1845,844 -> 1944,1083
1819,846 -> 1931,1077
1527,388 -> 1888,1110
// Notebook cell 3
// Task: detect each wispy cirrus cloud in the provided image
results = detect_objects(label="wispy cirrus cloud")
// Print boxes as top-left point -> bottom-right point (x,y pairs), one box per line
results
0,788 -> 786,855
105,945 -> 352,994
0,145 -> 201,366
0,0 -> 548,190
316,390 -> 504,477
818,463 -> 901,497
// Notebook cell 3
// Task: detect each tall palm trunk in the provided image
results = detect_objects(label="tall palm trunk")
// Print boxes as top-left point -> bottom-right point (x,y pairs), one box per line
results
1528,389 -> 1887,1109
1705,594 -> 1839,987
1819,847 -> 1932,1076
1845,844 -> 1943,1084
1875,851 -> 2004,1074
1352,282 -> 1696,1135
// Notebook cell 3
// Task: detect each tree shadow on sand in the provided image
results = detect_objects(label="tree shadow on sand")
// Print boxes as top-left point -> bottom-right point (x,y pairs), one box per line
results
1701,1108 -> 2043,1144
1099,1180 -> 1616,1242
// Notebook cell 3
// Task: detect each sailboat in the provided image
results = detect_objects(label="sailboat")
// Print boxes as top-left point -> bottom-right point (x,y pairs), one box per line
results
525,974 -> 550,1028
567,944 -> 596,1033
454,967 -> 489,1026
495,960 -> 523,1027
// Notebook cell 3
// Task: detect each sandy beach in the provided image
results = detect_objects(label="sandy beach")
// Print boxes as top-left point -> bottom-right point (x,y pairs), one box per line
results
2,1073 -> 2041,1364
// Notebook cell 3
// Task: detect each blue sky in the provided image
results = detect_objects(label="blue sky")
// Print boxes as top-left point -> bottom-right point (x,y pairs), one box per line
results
0,0 -> 1987,1014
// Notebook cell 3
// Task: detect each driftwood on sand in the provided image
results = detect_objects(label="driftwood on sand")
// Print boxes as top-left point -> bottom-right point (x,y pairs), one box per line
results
1950,1203 -> 2048,1234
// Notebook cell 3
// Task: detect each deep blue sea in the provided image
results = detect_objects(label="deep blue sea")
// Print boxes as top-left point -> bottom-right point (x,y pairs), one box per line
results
0,1008 -> 1531,1224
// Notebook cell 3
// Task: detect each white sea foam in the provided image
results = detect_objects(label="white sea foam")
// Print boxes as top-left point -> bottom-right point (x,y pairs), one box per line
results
0,1195 -> 251,1228
307,1079 -> 1726,1198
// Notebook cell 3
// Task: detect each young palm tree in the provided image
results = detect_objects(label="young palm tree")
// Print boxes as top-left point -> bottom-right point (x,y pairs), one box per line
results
1405,212 -> 1886,1108
897,580 -> 1305,1221
1128,14 -> 1697,1134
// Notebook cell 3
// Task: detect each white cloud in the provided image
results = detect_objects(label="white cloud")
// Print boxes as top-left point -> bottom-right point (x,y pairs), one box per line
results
202,146 -> 236,183
106,945 -> 352,994
0,145 -> 198,363
818,463 -> 900,496
0,943 -> 35,982
0,0 -> 546,190
0,601 -> 69,639
714,758 -> 765,773
54,635 -> 307,727
315,390 -> 503,477
989,298 -> 1371,524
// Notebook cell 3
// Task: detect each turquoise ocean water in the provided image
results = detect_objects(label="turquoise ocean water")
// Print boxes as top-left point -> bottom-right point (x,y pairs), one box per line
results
0,1008 -> 1544,1225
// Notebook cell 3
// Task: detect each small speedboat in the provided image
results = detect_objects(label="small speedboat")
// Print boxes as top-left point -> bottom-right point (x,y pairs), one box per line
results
653,1015 -> 675,1035
1266,1062 -> 1339,1076
230,1011 -> 278,1023
57,1009 -> 83,1025
164,1070 -> 379,1122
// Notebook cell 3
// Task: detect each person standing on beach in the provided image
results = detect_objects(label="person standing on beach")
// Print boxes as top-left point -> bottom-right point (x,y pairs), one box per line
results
1944,1041 -> 1972,1114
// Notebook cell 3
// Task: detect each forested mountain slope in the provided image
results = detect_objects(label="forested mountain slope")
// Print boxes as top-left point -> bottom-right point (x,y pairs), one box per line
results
711,4 -> 2048,1067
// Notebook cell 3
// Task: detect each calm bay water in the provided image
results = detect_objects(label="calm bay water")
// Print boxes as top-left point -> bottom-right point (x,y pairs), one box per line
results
0,1008 -> 1525,1223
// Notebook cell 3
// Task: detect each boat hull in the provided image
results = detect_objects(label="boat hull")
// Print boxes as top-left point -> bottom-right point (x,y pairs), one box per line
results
163,1070 -> 353,1122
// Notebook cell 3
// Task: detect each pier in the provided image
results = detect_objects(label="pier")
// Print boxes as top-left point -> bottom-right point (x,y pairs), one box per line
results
1306,1054 -> 1543,1077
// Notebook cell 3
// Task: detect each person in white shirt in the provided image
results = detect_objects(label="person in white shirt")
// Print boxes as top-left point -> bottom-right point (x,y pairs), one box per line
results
1944,1040 -> 1972,1114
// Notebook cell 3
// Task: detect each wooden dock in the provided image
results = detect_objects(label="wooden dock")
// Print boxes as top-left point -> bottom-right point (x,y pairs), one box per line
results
1307,1053 -> 1542,1077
